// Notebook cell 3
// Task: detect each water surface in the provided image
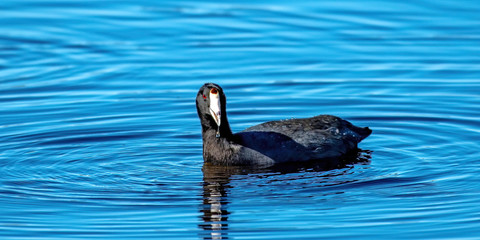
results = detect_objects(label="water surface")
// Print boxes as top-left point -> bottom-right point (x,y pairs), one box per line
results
1,0 -> 480,239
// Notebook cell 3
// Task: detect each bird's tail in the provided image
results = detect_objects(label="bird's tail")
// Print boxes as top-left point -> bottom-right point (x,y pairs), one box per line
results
356,127 -> 372,141
341,119 -> 372,142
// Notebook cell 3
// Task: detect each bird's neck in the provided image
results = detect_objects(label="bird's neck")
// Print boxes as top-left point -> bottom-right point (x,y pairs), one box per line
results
201,126 -> 234,165
201,122 -> 233,140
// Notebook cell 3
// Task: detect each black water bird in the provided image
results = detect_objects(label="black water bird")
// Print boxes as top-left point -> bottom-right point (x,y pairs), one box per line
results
196,83 -> 371,167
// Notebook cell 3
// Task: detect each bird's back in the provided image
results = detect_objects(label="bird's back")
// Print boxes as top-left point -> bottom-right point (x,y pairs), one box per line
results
234,115 -> 371,162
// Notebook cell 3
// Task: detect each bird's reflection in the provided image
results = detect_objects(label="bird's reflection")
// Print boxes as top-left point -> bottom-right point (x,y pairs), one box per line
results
199,164 -> 234,240
199,149 -> 371,239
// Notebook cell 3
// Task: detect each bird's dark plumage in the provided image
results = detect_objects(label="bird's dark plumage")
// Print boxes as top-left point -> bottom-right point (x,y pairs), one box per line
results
196,83 -> 371,167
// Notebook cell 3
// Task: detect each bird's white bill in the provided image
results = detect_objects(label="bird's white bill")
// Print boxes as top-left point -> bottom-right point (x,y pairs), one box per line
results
209,90 -> 221,127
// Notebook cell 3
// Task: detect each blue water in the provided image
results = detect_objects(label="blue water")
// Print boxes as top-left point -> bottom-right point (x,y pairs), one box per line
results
1,0 -> 480,239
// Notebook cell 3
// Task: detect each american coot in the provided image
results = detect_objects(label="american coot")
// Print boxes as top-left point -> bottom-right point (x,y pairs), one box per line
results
196,83 -> 371,166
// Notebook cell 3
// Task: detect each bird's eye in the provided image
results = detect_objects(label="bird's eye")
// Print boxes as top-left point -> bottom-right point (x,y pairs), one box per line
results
210,88 -> 218,94
202,94 -> 207,99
